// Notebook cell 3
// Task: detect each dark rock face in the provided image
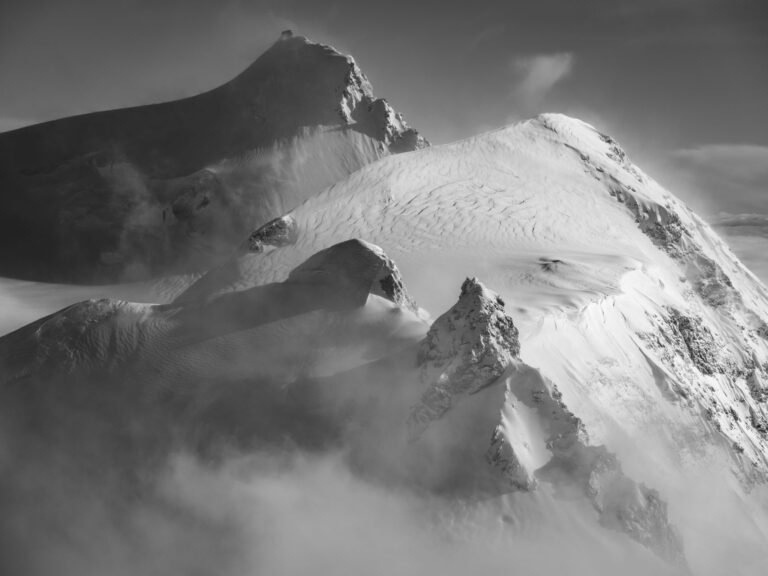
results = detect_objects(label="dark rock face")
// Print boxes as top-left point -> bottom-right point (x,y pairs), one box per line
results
615,170 -> 740,311
352,97 -> 428,152
622,194 -> 738,310
242,215 -> 298,254
370,250 -> 418,313
0,36 -> 425,282
486,425 -> 537,491
666,307 -> 723,376
538,257 -> 564,273
409,278 -> 519,439
747,368 -> 768,404
417,278 -> 520,370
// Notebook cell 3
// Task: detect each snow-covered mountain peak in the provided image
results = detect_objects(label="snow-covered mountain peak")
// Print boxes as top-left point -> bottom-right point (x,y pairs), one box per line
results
4,53 -> 768,569
408,278 -> 520,438
234,34 -> 427,151
169,108 -> 768,496
244,35 -> 374,122
0,34 -> 426,282
417,277 -> 520,387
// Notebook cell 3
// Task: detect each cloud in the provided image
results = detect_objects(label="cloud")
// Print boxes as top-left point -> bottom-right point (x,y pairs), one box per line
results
673,144 -> 768,182
511,52 -> 575,107
709,212 -> 768,282
669,144 -> 768,214
656,144 -> 768,283
714,232 -> 768,283
712,212 -> 768,236
0,444 -> 682,576
466,23 -> 506,51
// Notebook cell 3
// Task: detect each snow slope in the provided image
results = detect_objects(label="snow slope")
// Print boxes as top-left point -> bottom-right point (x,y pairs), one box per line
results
183,114 -> 768,475
0,240 -> 688,572
0,35 -> 425,282
3,113 -> 768,574
173,113 -> 768,573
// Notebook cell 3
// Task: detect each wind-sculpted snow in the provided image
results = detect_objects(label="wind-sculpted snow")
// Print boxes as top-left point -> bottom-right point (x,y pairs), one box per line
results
4,106 -> 768,573
0,240 -> 421,385
241,214 -> 299,254
168,113 -> 768,573
181,113 -> 768,474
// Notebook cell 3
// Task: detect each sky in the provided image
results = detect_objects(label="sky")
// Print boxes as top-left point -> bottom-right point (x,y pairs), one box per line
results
1,0 -> 767,272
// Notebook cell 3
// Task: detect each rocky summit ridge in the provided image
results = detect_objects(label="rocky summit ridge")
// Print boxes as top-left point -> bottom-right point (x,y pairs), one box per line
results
408,277 -> 686,566
0,35 -> 425,283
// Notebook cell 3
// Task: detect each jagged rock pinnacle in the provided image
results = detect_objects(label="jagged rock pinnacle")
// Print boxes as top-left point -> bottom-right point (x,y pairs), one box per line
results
408,278 -> 519,439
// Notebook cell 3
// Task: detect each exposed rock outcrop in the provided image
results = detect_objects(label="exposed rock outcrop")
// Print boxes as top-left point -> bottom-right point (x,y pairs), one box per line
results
241,215 -> 298,254
665,307 -> 727,376
407,277 -> 686,565
408,278 -> 519,439
552,112 -> 744,316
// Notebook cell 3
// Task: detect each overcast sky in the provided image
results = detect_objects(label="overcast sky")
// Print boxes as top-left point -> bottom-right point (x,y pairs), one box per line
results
1,0 -> 767,270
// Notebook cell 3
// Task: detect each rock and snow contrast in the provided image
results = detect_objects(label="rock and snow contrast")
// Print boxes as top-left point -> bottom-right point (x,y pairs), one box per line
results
1,35 -> 768,576
0,241 -> 687,572
180,112 -> 768,478
0,35 -> 425,283
163,111 -> 768,572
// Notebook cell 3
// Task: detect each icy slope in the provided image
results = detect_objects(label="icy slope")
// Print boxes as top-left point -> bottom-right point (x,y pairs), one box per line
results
175,114 -> 768,572
0,34 -> 425,282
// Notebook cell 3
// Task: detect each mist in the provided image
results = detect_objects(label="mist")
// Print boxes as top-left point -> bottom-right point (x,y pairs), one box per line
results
0,341 -> 764,576
1,5 -> 767,571
0,435 -> 685,576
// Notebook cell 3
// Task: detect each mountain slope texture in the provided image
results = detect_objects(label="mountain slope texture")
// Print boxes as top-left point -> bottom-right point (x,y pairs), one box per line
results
1,37 -> 767,576
0,35 -> 425,282
172,113 -> 768,573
